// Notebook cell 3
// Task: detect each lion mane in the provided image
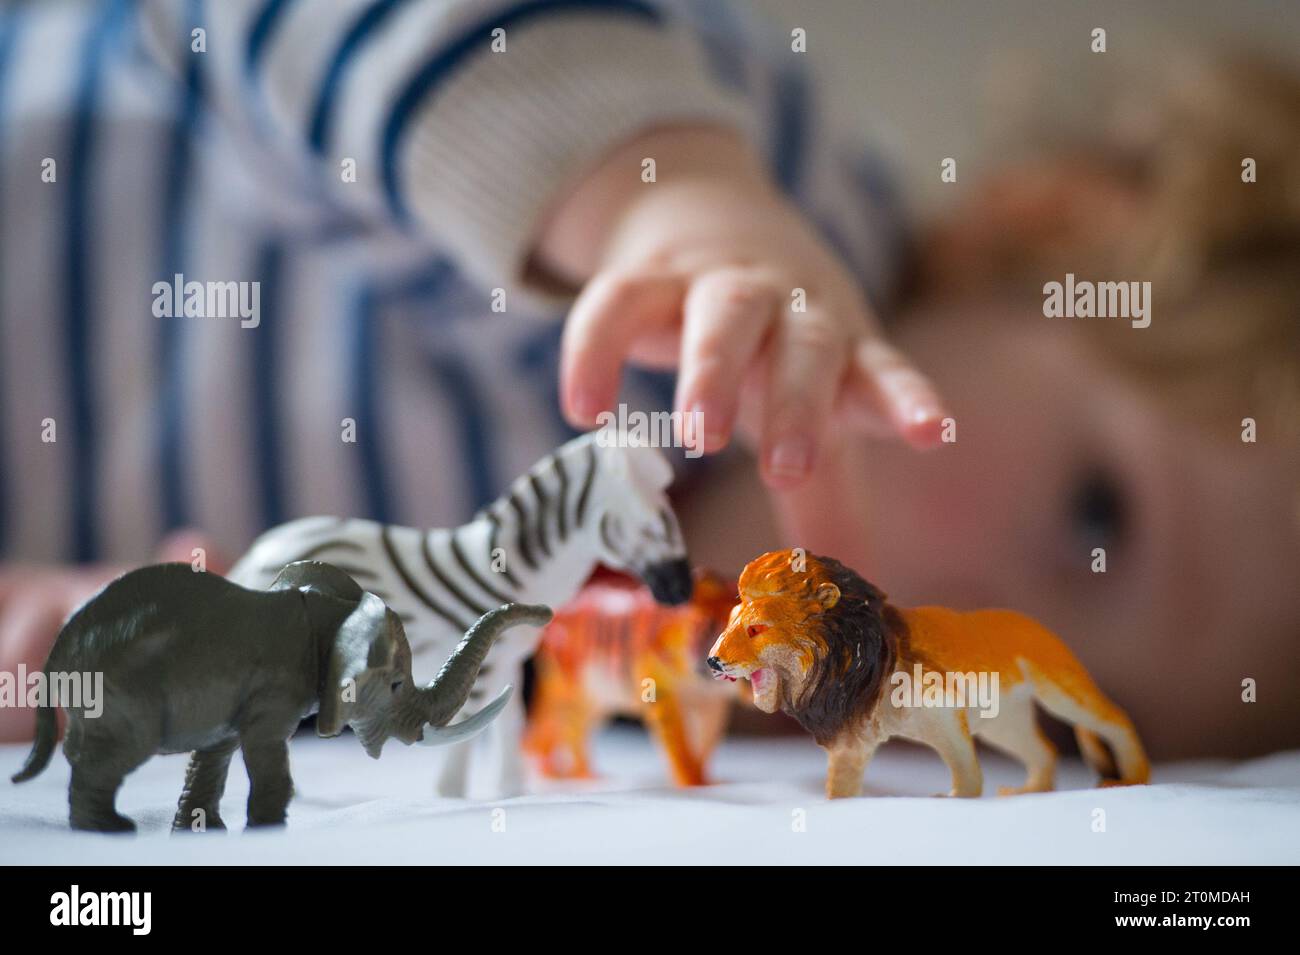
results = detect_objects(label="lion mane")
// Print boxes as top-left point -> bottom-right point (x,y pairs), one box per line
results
768,554 -> 903,745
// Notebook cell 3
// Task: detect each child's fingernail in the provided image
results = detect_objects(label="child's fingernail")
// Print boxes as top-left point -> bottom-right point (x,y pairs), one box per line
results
901,405 -> 949,448
909,404 -> 938,424
767,437 -> 812,480
686,401 -> 729,450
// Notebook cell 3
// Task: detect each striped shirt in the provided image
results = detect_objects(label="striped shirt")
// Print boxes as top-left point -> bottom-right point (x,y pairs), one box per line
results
0,0 -> 905,564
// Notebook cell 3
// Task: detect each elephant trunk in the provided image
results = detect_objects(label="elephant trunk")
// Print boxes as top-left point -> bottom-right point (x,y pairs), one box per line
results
416,603 -> 552,729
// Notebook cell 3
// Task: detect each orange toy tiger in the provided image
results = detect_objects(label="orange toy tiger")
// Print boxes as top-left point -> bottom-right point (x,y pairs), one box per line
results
525,571 -> 738,787
707,550 -> 1150,798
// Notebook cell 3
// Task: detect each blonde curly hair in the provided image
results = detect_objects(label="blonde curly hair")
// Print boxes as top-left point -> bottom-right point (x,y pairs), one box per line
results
915,53 -> 1300,443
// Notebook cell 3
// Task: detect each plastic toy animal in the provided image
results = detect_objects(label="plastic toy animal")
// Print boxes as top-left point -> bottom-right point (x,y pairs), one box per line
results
10,560 -> 551,832
707,550 -> 1150,799
524,570 -> 738,786
230,430 -> 693,797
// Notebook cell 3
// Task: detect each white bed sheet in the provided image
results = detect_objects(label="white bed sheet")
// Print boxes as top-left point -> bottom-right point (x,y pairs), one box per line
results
2,728 -> 1298,865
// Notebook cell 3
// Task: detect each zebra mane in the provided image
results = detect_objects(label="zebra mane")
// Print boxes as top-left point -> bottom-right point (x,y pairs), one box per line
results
471,430 -> 676,576
474,431 -> 595,522
470,433 -> 604,583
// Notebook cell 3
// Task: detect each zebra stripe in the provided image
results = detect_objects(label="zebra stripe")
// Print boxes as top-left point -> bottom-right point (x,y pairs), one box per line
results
421,532 -> 491,620
553,451 -> 570,541
295,537 -> 365,560
575,441 -> 597,527
485,511 -> 523,589
256,536 -> 368,578
449,525 -> 515,606
528,470 -> 552,559
379,524 -> 471,631
659,507 -> 675,544
599,512 -> 618,555
507,490 -> 537,571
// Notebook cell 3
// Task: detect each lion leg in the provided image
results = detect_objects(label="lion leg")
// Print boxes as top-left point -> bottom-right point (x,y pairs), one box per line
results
971,691 -> 1056,795
1025,665 -> 1150,786
823,731 -> 881,799
926,710 -> 983,798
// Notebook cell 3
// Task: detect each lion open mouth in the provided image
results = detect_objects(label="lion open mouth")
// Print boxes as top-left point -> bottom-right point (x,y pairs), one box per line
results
750,667 -> 780,712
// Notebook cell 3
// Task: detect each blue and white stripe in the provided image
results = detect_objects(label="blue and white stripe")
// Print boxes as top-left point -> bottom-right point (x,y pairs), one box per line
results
0,0 -> 904,563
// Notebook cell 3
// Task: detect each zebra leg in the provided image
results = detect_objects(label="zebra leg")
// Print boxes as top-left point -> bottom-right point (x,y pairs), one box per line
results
435,739 -> 473,798
491,688 -> 528,798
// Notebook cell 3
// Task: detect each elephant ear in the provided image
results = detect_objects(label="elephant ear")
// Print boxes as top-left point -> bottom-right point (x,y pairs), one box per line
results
317,592 -> 393,738
269,560 -> 364,602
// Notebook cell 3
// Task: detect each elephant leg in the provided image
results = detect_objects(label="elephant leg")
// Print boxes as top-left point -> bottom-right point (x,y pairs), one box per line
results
242,739 -> 294,827
491,689 -> 527,798
436,739 -> 473,798
172,738 -> 238,833
68,762 -> 139,833
67,727 -> 147,833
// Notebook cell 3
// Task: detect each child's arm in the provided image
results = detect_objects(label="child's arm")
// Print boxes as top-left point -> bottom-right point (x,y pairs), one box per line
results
140,0 -> 946,561
138,0 -> 758,295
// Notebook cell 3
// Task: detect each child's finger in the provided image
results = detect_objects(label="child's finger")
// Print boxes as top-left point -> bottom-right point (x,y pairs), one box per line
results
760,307 -> 848,488
846,338 -> 949,448
560,270 -> 685,426
674,268 -> 778,453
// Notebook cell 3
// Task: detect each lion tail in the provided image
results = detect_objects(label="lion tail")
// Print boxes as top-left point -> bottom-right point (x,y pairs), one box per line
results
1021,660 -> 1150,787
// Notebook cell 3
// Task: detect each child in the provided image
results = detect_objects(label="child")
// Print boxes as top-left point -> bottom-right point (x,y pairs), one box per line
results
3,3 -> 1295,762
683,53 -> 1300,759
0,0 -> 942,740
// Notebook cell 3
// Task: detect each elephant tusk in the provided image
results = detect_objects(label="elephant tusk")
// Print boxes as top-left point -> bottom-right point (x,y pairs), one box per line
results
416,685 -> 513,747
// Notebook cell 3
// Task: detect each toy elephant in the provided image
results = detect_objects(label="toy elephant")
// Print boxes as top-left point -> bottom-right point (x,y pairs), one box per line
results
10,560 -> 551,833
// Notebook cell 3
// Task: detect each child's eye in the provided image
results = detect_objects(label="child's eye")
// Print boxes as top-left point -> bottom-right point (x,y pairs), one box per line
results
1070,470 -> 1128,548
747,624 -> 768,638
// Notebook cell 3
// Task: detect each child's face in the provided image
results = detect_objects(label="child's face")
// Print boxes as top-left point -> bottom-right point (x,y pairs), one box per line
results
860,302 -> 1300,759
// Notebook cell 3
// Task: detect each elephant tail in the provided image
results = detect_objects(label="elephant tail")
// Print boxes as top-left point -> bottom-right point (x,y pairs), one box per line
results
11,696 -> 57,783
11,631 -> 66,784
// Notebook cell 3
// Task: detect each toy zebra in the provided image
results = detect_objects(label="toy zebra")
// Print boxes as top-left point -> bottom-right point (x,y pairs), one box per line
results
229,430 -> 693,797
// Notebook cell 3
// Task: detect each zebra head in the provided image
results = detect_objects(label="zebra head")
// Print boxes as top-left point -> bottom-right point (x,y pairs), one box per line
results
584,437 -> 693,606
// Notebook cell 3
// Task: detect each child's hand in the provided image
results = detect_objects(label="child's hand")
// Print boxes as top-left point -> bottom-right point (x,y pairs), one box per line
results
536,126 -> 946,567
0,531 -> 227,742
543,126 -> 948,489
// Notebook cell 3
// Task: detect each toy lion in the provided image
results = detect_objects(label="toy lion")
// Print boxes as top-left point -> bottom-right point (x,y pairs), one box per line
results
707,550 -> 1149,799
